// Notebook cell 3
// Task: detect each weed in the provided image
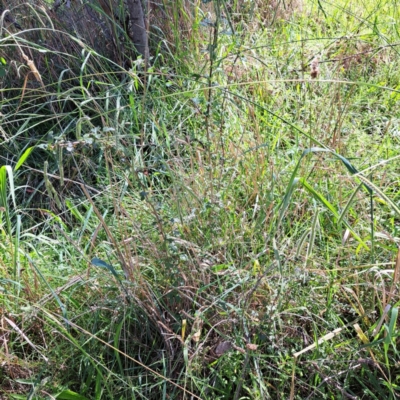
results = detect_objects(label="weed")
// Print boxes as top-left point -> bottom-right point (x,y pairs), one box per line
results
1,0 -> 400,399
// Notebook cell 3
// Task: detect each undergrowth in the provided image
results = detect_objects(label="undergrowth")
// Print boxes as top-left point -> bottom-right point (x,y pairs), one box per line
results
1,0 -> 400,399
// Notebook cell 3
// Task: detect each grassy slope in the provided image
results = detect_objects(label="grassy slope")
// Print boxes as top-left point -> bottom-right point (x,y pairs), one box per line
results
1,0 -> 400,398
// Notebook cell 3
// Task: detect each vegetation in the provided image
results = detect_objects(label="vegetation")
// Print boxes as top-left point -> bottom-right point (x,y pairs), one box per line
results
1,0 -> 400,398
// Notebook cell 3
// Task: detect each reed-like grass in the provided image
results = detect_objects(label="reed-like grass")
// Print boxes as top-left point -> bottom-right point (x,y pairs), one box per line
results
1,0 -> 400,398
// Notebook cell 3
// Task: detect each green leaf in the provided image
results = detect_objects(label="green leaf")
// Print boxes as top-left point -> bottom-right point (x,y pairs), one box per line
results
56,390 -> 90,400
299,178 -> 369,250
66,198 -> 84,223
338,182 -> 364,225
37,209 -> 68,230
91,258 -> 131,301
0,165 -> 15,235
278,147 -> 373,230
0,165 -> 16,209
299,178 -> 339,217
6,165 -> 16,209
91,258 -> 121,281
385,306 -> 398,347
211,264 -> 230,273
0,165 -> 7,209
278,148 -> 328,224
14,147 -> 34,172
357,175 -> 400,217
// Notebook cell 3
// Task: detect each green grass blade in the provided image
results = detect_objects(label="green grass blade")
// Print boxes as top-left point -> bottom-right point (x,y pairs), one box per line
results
91,258 -> 122,281
13,214 -> 21,297
306,207 -> 320,260
357,175 -> 400,217
338,182 -> 364,225
385,306 -> 398,349
114,318 -> 125,374
0,165 -> 13,234
25,253 -> 67,318
0,165 -> 7,214
278,148 -> 333,224
299,178 -> 339,218
5,165 -> 16,209
66,199 -> 85,223
56,390 -> 90,400
299,178 -> 368,250
14,147 -> 34,172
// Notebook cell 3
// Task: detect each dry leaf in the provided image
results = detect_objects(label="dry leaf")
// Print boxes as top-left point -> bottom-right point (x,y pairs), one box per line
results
215,341 -> 232,356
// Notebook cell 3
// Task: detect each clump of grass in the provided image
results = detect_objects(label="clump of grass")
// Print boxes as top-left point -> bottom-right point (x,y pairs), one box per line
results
1,0 -> 400,399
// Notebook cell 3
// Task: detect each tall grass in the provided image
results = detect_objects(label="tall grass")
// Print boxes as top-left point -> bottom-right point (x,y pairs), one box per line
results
1,0 -> 400,398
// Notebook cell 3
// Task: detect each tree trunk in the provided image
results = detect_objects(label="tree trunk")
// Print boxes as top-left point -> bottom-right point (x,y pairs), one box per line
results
127,0 -> 149,61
